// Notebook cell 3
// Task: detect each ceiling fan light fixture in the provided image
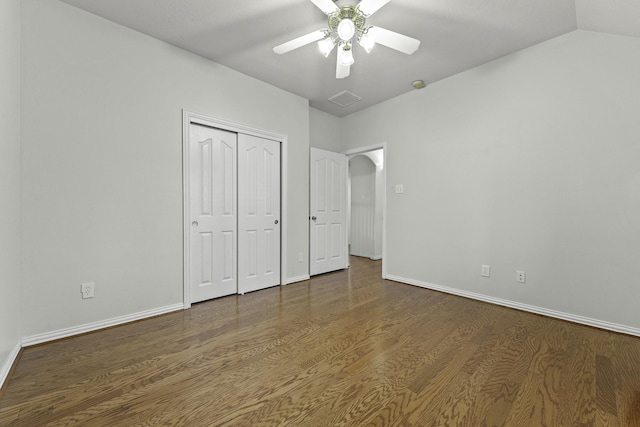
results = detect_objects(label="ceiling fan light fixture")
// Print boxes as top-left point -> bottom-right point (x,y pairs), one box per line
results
358,32 -> 375,53
339,44 -> 354,66
318,37 -> 336,57
337,18 -> 356,41
274,0 -> 421,80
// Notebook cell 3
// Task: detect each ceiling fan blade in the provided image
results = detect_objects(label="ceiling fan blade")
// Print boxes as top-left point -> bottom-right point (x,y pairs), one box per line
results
309,0 -> 339,15
357,0 -> 391,16
336,48 -> 351,79
273,29 -> 326,54
368,26 -> 420,55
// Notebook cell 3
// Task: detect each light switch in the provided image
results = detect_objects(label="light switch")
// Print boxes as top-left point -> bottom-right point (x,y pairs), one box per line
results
395,184 -> 404,194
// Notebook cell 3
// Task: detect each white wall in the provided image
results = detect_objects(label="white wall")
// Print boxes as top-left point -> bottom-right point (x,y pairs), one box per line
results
21,0 -> 310,338
0,0 -> 22,383
342,30 -> 640,332
310,107 -> 342,152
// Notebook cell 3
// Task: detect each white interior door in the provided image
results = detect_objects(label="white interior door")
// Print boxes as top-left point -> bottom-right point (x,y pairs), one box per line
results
189,123 -> 237,303
310,147 -> 348,276
238,134 -> 281,294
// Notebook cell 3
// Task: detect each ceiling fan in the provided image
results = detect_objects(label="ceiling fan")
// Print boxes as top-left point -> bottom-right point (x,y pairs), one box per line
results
273,0 -> 420,79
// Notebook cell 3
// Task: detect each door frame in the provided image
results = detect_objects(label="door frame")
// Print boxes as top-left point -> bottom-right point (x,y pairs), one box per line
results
343,143 -> 387,279
182,110 -> 288,308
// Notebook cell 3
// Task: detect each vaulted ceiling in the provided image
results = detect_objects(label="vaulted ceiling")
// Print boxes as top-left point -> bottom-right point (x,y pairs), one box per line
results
59,0 -> 640,117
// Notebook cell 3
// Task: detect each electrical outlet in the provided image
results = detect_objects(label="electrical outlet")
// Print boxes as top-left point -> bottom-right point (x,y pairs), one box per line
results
481,265 -> 491,278
395,184 -> 404,194
81,283 -> 95,299
298,252 -> 304,262
516,271 -> 526,283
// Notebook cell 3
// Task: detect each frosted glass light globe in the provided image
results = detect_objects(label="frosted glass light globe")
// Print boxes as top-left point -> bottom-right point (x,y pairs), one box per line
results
339,46 -> 354,66
337,18 -> 355,41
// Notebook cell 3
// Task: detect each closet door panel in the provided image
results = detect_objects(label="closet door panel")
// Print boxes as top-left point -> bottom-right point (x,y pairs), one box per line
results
238,134 -> 281,294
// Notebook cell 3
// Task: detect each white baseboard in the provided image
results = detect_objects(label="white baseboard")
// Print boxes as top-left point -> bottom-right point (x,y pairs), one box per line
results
386,274 -> 640,338
285,275 -> 310,285
370,256 -> 382,261
0,340 -> 22,390
21,303 -> 185,347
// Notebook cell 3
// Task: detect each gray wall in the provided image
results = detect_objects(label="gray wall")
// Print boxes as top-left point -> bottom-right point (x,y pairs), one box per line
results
310,107 -> 342,152
342,30 -> 640,331
0,0 -> 22,382
20,0 -> 310,338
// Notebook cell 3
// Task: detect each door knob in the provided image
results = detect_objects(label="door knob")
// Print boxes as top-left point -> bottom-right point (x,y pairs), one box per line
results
274,219 -> 279,225
311,216 -> 317,221
191,221 -> 199,227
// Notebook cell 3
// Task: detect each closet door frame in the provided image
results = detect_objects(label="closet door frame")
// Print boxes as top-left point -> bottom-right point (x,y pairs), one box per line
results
182,110 -> 288,308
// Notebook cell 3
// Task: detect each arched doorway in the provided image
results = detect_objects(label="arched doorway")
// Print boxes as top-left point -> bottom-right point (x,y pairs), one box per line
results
348,148 -> 384,262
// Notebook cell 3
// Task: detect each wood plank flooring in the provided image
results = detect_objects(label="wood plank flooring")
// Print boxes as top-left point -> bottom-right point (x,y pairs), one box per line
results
2,256 -> 640,426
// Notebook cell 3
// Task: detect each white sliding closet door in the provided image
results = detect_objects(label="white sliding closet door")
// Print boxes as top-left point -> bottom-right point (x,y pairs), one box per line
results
189,124 -> 237,303
187,121 -> 282,304
238,134 -> 281,294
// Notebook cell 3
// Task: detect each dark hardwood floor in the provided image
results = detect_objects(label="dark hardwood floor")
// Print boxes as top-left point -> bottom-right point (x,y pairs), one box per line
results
1,256 -> 640,426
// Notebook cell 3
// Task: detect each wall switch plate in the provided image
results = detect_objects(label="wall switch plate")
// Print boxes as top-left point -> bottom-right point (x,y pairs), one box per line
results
395,184 -> 404,194
298,252 -> 304,262
516,271 -> 526,283
481,265 -> 491,277
81,283 -> 95,299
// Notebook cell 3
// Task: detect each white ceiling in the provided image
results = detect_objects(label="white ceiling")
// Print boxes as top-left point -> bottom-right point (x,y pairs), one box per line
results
58,0 -> 640,117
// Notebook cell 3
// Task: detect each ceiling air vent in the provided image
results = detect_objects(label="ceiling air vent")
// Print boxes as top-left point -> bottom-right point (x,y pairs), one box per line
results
328,90 -> 362,108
